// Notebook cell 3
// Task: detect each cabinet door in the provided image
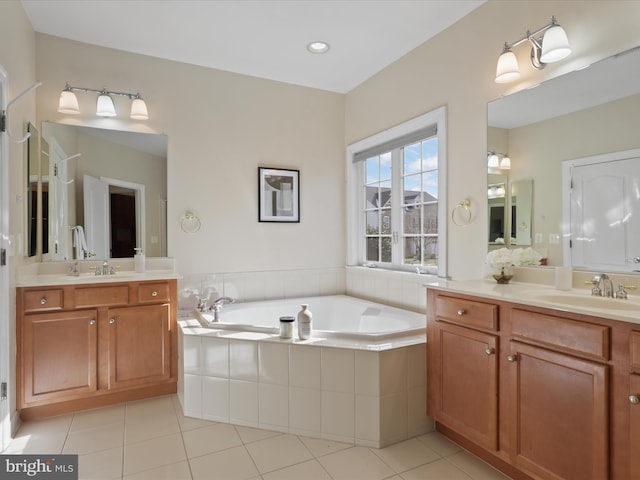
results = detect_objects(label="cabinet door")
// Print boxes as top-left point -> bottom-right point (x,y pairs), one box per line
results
631,374 -> 640,478
107,304 -> 171,389
507,342 -> 608,480
429,321 -> 498,451
22,309 -> 98,405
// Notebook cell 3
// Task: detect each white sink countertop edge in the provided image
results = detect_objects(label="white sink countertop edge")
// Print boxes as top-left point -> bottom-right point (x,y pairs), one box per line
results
16,258 -> 181,287
424,278 -> 640,325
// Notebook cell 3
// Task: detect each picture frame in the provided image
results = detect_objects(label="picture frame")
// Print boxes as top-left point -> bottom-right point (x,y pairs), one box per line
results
258,167 -> 300,222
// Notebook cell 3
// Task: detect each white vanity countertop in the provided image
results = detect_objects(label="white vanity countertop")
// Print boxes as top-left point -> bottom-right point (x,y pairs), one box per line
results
425,278 -> 640,325
16,258 -> 182,287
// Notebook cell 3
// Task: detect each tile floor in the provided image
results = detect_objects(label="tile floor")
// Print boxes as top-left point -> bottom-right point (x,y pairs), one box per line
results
2,395 -> 512,480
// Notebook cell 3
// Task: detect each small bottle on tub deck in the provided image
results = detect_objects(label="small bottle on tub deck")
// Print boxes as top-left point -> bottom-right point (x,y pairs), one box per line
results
279,316 -> 295,339
297,304 -> 312,340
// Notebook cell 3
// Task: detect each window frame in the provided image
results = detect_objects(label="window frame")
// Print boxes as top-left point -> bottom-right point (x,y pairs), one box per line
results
346,107 -> 447,277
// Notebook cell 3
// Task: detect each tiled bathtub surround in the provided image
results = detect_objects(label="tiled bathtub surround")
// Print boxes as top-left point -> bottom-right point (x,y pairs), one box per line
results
178,268 -> 346,313
179,325 -> 431,448
178,266 -> 431,314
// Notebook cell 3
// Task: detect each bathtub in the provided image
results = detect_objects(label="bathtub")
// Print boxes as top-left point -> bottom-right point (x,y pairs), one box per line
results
194,294 -> 425,340
179,295 -> 431,448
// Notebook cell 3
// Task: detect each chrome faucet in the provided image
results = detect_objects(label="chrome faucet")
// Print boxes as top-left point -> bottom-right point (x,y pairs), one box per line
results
209,297 -> 235,322
590,273 -> 615,298
69,260 -> 80,276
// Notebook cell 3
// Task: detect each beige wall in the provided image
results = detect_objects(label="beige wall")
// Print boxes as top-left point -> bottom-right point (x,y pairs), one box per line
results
35,34 -> 346,274
345,0 -> 640,279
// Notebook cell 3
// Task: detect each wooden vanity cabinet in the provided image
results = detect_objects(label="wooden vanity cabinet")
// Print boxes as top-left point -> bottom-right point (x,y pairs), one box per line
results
428,294 -> 499,451
630,332 -> 640,478
427,288 -> 633,480
22,309 -> 98,404
17,280 -> 177,418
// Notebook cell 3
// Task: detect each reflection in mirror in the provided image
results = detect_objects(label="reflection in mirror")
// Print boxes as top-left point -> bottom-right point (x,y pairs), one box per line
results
26,123 -> 39,257
488,45 -> 640,272
40,123 -> 167,261
487,173 -> 508,247
511,179 -> 532,247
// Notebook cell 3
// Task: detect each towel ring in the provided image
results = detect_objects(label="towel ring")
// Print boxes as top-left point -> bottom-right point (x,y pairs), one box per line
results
180,211 -> 201,234
451,199 -> 472,226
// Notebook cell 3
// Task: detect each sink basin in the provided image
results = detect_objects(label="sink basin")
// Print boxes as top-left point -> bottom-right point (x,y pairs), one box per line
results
529,292 -> 640,311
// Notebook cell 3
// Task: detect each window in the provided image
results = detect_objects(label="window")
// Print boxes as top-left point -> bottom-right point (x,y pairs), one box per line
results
347,108 -> 447,276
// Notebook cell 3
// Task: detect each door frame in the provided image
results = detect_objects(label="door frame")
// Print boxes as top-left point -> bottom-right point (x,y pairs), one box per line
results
0,63 -> 11,451
102,177 -> 146,255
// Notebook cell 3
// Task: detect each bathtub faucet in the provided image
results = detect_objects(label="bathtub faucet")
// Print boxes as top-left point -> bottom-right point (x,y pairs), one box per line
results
209,297 -> 235,322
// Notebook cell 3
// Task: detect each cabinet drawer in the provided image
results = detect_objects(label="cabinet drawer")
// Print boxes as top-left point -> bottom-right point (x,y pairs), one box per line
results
138,283 -> 170,303
75,285 -> 130,307
631,331 -> 640,370
511,308 -> 610,361
435,295 -> 498,331
23,289 -> 64,312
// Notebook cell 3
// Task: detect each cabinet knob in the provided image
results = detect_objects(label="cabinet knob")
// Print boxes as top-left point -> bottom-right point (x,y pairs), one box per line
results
89,319 -> 96,325
630,395 -> 640,405
457,309 -> 465,316
151,291 -> 158,297
507,354 -> 518,363
109,318 -> 115,324
40,298 -> 46,305
485,348 -> 495,356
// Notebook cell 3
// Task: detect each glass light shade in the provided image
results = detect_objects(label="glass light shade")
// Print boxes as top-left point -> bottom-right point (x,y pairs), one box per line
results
499,156 -> 511,169
58,90 -> 80,114
540,25 -> 571,63
495,50 -> 520,83
487,153 -> 500,168
96,94 -> 116,117
130,98 -> 149,120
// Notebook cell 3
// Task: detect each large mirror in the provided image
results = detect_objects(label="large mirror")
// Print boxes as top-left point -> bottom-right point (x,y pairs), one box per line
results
488,45 -> 640,272
38,123 -> 168,261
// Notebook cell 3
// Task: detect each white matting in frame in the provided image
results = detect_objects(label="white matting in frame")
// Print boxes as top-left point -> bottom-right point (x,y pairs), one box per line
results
258,167 -> 300,222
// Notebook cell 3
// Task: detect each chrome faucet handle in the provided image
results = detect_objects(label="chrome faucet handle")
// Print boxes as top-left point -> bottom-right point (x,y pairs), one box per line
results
615,284 -> 628,300
195,296 -> 208,312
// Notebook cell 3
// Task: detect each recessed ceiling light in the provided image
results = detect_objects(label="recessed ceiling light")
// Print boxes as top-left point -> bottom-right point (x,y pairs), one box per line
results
307,41 -> 330,54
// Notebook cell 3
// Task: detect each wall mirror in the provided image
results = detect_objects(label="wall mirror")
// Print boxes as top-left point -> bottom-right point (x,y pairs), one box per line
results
38,123 -> 168,261
487,45 -> 640,272
26,122 -> 39,257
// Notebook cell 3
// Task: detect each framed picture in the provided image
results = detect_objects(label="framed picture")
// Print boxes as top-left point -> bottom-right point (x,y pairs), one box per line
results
258,167 -> 300,222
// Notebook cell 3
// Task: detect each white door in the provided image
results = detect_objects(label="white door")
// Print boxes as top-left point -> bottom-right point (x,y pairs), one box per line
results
83,175 -> 110,259
47,139 -> 71,260
567,154 -> 640,271
0,65 -> 10,452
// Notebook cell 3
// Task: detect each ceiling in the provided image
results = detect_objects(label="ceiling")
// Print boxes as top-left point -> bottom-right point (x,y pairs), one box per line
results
21,0 -> 484,94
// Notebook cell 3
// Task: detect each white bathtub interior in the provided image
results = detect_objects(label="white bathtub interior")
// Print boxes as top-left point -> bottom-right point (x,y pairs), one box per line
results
194,295 -> 425,339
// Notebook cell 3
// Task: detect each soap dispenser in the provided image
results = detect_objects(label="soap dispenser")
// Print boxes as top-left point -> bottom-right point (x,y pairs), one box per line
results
134,247 -> 146,273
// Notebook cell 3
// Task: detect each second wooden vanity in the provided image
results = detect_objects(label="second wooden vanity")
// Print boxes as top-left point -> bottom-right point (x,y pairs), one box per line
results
427,284 -> 640,480
17,278 -> 178,419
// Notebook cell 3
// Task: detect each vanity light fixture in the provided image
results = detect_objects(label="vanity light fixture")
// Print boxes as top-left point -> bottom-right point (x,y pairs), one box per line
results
58,83 -> 149,120
495,15 -> 571,83
487,151 -> 511,170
